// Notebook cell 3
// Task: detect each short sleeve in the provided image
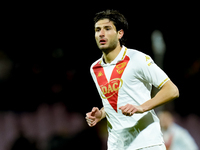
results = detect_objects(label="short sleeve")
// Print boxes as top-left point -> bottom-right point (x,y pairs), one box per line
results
138,55 -> 169,89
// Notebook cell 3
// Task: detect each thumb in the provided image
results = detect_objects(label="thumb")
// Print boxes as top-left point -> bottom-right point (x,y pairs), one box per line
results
119,106 -> 123,110
91,107 -> 98,116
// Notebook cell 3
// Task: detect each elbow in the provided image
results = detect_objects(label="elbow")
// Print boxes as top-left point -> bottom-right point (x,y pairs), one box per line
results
172,85 -> 179,100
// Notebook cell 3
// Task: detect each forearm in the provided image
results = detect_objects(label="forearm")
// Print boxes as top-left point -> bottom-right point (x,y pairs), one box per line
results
100,107 -> 106,120
141,80 -> 179,112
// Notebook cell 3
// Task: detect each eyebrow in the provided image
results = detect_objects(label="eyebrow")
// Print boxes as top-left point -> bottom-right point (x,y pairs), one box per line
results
95,25 -> 112,30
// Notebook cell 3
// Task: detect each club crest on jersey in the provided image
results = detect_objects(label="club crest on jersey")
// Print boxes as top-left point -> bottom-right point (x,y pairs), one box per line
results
116,62 -> 127,74
100,78 -> 123,99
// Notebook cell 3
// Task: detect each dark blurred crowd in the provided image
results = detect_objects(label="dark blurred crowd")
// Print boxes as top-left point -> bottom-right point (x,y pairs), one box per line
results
0,48 -> 101,113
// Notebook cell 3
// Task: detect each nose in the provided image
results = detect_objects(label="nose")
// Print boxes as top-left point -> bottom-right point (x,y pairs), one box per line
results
99,29 -> 105,38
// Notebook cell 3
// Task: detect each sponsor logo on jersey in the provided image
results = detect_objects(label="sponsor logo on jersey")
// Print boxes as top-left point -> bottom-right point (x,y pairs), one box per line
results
100,78 -> 123,99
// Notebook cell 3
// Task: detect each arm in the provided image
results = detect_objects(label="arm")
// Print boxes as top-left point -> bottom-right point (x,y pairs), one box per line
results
85,107 -> 106,127
141,80 -> 179,112
119,80 -> 179,115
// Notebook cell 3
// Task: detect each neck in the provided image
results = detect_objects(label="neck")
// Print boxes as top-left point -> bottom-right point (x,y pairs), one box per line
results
103,44 -> 122,64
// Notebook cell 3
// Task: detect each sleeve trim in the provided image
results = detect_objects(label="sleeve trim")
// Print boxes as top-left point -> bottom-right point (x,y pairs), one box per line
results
157,78 -> 170,89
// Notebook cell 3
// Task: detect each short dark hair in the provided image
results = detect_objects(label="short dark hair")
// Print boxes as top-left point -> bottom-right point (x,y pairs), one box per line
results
94,9 -> 128,46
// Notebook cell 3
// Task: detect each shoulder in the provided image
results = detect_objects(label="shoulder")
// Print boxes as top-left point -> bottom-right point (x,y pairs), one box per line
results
126,48 -> 153,66
90,58 -> 101,73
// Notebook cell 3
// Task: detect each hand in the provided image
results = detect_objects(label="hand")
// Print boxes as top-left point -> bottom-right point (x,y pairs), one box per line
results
85,107 -> 102,127
119,104 -> 144,116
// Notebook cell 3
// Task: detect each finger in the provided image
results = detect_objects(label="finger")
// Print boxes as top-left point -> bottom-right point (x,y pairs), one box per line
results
88,121 -> 97,127
124,110 -> 134,116
86,118 -> 94,126
86,112 -> 96,119
89,107 -> 97,116
90,121 -> 97,127
119,106 -> 126,115
119,106 -> 125,110
123,106 -> 131,113
128,107 -> 139,116
86,112 -> 95,118
88,122 -> 94,127
119,104 -> 131,110
122,106 -> 131,115
120,104 -> 134,116
131,107 -> 138,114
89,123 -> 94,127
92,107 -> 98,112
129,107 -> 138,116
86,112 -> 90,117
86,113 -> 95,121
129,112 -> 133,116
86,117 -> 93,123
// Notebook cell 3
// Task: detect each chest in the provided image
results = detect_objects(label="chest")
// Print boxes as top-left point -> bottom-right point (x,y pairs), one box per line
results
102,60 -> 137,86
93,56 -> 140,98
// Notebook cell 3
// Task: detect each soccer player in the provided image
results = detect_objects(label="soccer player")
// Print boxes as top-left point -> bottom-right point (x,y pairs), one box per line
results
158,111 -> 198,150
85,10 -> 179,150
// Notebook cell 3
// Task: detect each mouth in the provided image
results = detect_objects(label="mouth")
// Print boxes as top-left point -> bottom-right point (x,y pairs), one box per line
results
99,39 -> 107,45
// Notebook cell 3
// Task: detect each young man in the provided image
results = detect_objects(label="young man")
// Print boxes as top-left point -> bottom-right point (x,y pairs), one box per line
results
85,10 -> 179,150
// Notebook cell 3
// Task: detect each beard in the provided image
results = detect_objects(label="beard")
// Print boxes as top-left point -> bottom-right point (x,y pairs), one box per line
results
97,38 -> 119,54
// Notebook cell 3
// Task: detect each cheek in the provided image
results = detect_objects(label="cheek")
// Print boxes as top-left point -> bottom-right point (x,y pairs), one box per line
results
108,33 -> 118,42
95,34 -> 99,41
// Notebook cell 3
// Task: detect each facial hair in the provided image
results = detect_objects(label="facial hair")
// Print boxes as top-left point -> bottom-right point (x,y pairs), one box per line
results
97,36 -> 119,54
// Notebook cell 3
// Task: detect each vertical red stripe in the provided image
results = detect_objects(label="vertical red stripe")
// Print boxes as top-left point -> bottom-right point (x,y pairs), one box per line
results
93,56 -> 130,112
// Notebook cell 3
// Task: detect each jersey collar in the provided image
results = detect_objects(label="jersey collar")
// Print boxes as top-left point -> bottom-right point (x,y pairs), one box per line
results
100,45 -> 127,66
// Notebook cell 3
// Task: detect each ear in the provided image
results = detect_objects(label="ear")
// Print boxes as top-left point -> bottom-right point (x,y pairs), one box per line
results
118,29 -> 124,40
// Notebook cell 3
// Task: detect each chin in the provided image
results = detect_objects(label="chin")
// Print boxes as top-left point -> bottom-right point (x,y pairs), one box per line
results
98,45 -> 109,50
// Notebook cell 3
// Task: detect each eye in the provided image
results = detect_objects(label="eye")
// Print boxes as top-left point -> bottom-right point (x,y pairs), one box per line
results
105,27 -> 111,31
95,28 -> 101,32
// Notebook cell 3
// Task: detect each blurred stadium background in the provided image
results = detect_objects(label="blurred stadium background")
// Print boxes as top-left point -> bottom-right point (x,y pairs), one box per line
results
0,2 -> 199,150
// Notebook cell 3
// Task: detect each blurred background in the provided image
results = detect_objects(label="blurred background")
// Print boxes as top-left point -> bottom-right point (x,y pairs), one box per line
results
0,1 -> 199,150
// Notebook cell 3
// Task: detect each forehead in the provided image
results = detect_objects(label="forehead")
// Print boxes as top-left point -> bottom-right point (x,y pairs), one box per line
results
95,19 -> 115,28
